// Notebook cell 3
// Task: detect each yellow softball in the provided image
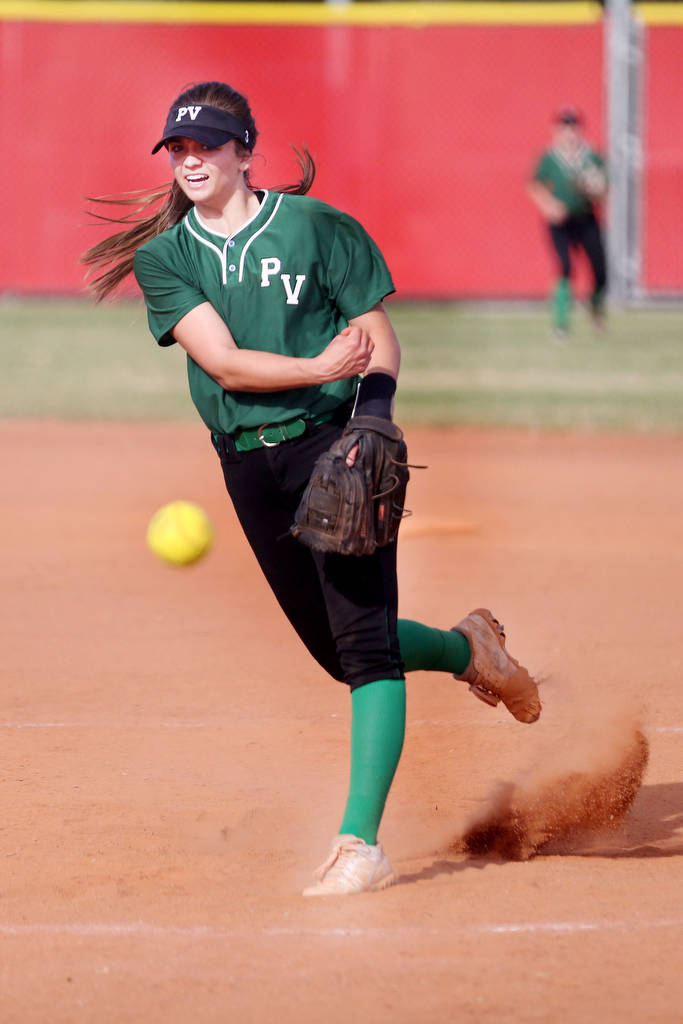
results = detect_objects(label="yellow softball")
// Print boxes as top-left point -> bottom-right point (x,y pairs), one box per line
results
146,500 -> 214,566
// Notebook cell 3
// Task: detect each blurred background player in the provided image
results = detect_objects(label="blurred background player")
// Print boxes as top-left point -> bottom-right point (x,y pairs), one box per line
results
528,105 -> 608,339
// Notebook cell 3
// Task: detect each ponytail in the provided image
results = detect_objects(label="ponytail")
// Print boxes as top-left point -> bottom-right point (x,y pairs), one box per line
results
82,182 -> 191,302
272,146 -> 316,195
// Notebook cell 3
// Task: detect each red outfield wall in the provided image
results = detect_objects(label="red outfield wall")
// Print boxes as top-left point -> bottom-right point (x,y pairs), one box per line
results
1,16 -> 680,297
642,24 -> 683,293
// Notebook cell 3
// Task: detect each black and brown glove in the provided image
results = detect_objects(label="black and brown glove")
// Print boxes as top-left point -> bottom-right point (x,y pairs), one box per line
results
291,415 -> 410,557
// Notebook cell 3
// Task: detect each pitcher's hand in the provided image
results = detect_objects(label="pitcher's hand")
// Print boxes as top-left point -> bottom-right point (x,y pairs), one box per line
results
314,326 -> 374,383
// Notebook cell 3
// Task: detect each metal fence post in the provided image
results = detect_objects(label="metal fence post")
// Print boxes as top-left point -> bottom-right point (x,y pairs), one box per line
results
605,0 -> 644,303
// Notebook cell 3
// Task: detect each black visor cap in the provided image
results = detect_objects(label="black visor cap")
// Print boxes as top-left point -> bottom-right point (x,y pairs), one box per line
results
152,105 -> 252,154
555,105 -> 581,126
152,126 -> 238,154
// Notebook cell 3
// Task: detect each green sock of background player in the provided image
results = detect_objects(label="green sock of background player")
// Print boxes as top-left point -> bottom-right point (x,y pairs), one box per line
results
553,277 -> 571,330
339,622 -> 470,844
590,283 -> 606,318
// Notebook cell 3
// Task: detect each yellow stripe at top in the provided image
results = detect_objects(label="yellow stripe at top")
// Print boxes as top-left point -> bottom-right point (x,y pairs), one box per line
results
634,3 -> 683,25
2,1 -> 682,27
0,1 -> 606,27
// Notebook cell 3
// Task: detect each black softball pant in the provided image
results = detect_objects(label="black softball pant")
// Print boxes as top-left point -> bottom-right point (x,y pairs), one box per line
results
212,419 -> 405,690
549,211 -> 607,293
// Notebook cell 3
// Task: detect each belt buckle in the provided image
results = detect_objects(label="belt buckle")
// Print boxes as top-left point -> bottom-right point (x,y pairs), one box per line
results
257,422 -> 283,448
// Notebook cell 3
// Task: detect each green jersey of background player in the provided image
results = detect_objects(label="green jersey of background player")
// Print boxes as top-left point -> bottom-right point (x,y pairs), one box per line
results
528,105 -> 608,338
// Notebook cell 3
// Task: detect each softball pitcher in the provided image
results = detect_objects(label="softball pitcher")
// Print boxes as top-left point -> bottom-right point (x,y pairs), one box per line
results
83,81 -> 541,896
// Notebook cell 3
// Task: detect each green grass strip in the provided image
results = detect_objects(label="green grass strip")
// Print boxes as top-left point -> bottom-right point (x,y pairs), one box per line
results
3,297 -> 683,433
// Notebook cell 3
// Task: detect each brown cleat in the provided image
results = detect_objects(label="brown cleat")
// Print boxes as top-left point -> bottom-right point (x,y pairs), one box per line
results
452,608 -> 541,723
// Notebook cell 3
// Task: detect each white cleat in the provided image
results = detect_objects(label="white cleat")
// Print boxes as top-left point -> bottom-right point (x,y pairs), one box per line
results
302,834 -> 396,897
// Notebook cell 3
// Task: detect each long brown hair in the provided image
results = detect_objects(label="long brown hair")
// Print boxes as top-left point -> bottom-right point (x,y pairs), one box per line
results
82,81 -> 315,301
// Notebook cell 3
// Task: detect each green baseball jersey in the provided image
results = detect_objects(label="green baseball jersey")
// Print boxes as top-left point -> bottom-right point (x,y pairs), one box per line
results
133,191 -> 394,434
533,145 -> 605,215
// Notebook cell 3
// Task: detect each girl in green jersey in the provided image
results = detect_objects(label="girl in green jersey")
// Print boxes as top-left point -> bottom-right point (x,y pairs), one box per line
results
84,81 -> 540,896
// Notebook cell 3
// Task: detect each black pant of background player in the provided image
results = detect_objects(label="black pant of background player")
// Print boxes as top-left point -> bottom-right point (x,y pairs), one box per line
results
212,411 -> 404,692
549,210 -> 607,322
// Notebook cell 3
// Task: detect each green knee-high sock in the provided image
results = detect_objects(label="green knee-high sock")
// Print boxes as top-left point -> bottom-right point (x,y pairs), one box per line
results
553,278 -> 572,330
397,619 -> 471,675
339,678 -> 406,846
590,283 -> 606,314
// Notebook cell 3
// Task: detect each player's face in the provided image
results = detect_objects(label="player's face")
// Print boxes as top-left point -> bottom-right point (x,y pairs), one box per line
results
167,137 -> 252,207
556,123 -> 581,146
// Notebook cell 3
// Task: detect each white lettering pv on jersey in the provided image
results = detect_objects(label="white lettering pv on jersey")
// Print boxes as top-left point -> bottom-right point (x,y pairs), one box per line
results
281,274 -> 306,305
175,106 -> 202,122
260,258 -> 306,304
260,257 -> 281,287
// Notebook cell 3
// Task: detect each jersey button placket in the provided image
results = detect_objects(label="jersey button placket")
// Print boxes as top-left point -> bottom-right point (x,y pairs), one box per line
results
225,238 -> 238,286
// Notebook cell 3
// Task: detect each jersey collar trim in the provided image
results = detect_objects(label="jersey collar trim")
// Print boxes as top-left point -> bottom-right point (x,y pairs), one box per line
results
191,190 -> 271,242
182,191 -> 285,285
238,192 -> 284,282
183,216 -> 230,284
550,142 -> 591,172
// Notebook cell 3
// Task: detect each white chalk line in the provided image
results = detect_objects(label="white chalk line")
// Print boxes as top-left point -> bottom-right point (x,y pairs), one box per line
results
0,721 -> 680,733
0,919 -> 680,940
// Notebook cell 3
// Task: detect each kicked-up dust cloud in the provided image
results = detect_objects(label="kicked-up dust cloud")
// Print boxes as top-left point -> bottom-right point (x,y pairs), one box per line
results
451,680 -> 649,861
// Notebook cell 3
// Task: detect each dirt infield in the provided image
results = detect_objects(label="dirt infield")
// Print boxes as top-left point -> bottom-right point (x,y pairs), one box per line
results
2,421 -> 682,1023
